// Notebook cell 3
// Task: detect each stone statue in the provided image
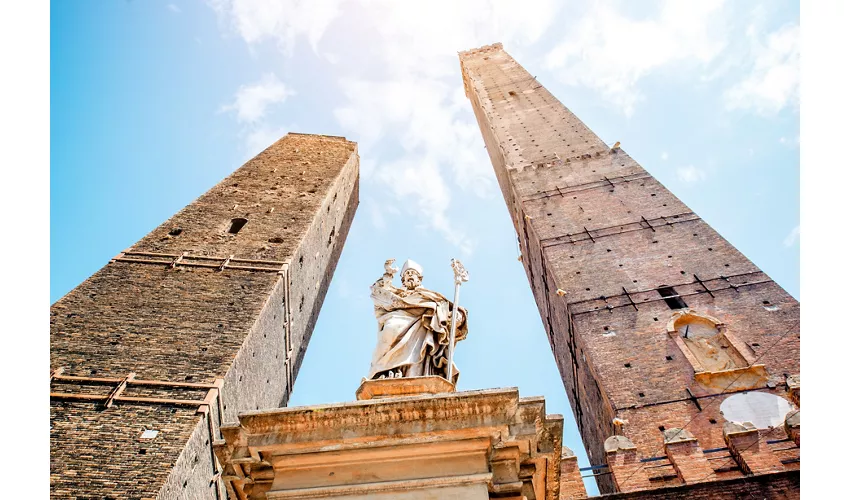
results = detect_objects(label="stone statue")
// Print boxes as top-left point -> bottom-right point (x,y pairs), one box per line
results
367,258 -> 468,383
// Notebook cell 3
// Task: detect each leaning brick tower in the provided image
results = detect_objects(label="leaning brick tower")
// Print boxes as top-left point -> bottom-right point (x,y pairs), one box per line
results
460,44 -> 800,496
50,133 -> 359,499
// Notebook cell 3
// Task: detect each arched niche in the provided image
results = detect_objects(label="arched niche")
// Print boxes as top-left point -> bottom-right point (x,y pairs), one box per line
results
666,310 -> 766,393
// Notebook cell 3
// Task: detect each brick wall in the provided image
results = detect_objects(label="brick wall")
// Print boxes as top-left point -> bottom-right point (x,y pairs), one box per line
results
50,133 -> 359,499
460,44 -> 799,495
601,470 -> 799,499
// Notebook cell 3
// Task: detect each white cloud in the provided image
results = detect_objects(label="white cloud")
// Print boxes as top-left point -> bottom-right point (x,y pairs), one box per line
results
334,77 -> 483,253
244,124 -> 290,156
783,225 -> 800,247
220,74 -> 295,155
206,0 -> 562,254
544,0 -> 728,116
724,23 -> 799,115
221,73 -> 293,124
207,0 -> 343,53
676,165 -> 707,184
325,0 -> 561,253
357,0 -> 559,78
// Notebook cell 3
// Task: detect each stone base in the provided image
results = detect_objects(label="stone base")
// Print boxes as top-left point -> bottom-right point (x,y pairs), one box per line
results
355,375 -> 456,401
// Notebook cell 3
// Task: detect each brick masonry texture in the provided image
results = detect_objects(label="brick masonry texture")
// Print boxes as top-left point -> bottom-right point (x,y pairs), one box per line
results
50,133 -> 359,499
460,44 -> 800,495
600,470 -> 799,499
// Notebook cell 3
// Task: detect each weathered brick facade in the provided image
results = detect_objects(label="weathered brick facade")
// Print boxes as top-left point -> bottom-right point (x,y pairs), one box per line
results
459,44 -> 800,496
50,133 -> 359,499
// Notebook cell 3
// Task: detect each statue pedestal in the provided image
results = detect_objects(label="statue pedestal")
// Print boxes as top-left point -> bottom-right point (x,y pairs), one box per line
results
214,388 -> 568,500
355,375 -> 455,401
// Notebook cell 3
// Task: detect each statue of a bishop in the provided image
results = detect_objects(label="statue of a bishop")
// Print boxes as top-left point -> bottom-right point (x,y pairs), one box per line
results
367,259 -> 468,383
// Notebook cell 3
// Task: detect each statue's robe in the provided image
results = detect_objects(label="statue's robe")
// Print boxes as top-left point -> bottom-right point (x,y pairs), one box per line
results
367,286 -> 468,383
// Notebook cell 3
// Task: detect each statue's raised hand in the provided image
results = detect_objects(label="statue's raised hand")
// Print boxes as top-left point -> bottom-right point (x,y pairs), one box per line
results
383,258 -> 399,280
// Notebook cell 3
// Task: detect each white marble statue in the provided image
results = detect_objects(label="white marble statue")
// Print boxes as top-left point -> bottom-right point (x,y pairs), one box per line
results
367,259 -> 468,383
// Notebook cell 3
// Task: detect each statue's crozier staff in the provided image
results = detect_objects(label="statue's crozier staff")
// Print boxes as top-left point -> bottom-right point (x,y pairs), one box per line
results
446,258 -> 469,383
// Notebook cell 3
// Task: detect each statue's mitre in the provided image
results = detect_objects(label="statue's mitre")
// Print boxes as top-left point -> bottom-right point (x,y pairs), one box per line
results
401,259 -> 423,276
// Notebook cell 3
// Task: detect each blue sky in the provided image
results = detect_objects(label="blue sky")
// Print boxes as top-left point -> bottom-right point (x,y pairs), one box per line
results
51,1 -> 799,492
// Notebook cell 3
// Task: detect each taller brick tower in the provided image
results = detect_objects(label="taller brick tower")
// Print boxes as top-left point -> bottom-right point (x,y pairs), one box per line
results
460,44 -> 800,495
50,133 -> 359,499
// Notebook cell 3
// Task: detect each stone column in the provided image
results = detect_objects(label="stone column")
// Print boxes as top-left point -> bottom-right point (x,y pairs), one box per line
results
662,428 -> 716,484
604,435 -> 650,492
723,422 -> 784,475
559,447 -> 587,499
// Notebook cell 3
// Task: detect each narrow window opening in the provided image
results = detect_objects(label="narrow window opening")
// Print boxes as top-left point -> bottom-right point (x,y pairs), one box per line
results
666,355 -> 673,361
228,218 -> 248,234
709,419 -> 717,424
658,426 -> 666,432
638,392 -> 645,398
624,363 -> 631,368
658,286 -> 688,309
168,227 -> 183,236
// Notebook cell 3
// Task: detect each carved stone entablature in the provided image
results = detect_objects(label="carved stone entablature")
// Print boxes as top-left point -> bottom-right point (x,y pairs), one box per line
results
214,388 -> 565,500
667,310 -> 767,393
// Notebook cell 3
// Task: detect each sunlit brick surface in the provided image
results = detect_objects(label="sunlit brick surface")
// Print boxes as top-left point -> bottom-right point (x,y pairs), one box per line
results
460,44 -> 799,495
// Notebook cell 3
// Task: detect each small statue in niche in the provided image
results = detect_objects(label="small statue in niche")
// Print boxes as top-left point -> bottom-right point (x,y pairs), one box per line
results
367,259 -> 468,383
671,312 -> 747,372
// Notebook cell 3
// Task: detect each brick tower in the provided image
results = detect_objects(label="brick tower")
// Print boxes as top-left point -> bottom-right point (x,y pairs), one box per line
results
459,44 -> 800,495
50,133 -> 359,499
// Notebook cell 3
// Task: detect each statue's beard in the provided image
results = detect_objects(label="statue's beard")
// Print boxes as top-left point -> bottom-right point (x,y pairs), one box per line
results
403,278 -> 419,289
